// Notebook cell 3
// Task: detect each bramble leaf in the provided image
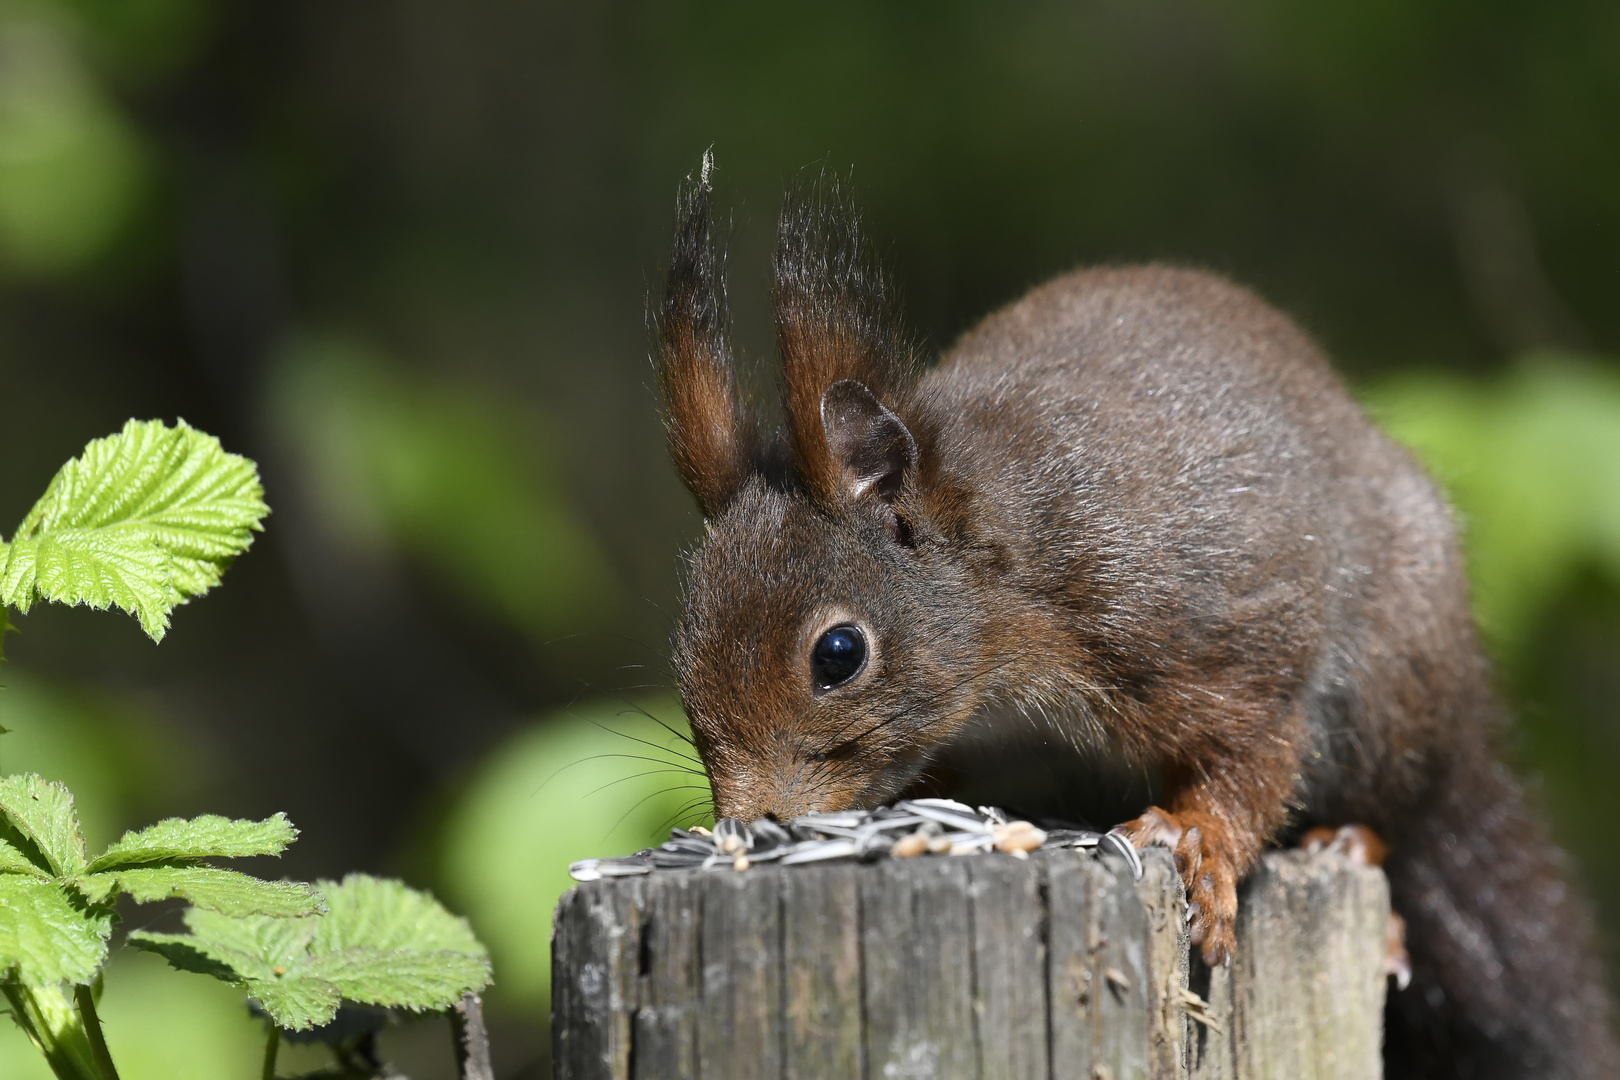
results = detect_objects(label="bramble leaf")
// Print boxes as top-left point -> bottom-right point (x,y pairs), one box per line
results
0,875 -> 112,984
0,419 -> 268,642
131,910 -> 314,983
312,873 -> 485,956
130,916 -> 344,1030
0,773 -> 86,875
87,812 -> 297,871
0,835 -> 49,876
75,866 -> 323,916
129,874 -> 491,1030
105,931 -> 245,981
248,976 -> 345,1032
303,946 -> 492,1013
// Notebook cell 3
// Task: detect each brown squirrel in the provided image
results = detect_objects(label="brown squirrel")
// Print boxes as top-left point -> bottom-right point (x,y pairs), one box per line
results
653,159 -> 1617,1078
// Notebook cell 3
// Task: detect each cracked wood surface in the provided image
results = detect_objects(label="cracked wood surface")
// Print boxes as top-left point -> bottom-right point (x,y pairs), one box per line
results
552,847 -> 1388,1079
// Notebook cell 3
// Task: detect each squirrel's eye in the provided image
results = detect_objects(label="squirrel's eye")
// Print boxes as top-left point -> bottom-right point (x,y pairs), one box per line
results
811,625 -> 867,691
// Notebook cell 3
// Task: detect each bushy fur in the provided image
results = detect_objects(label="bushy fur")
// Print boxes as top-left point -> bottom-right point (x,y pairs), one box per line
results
653,159 -> 758,517
654,168 -> 1617,1078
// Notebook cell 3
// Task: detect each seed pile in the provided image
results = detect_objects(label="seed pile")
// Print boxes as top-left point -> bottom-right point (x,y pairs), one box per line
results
568,798 -> 1143,882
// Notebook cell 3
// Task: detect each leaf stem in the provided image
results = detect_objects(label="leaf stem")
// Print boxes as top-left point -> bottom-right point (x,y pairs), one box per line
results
2,981 -> 116,1080
261,1024 -> 280,1080
73,984 -> 121,1080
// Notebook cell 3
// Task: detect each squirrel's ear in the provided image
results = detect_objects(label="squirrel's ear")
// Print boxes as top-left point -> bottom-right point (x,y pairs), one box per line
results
821,379 -> 916,504
775,175 -> 917,504
656,154 -> 757,517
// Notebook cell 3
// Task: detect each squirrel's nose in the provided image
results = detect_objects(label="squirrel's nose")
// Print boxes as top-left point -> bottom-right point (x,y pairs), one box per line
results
714,788 -> 824,824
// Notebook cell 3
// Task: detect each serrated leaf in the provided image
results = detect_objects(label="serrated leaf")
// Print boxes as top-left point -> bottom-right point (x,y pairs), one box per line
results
129,874 -> 489,1029
0,836 -> 49,877
132,907 -> 335,1029
132,906 -> 316,982
128,922 -> 343,1030
0,875 -> 112,984
304,947 -> 494,1012
0,419 -> 269,642
76,866 -> 323,916
305,875 -> 489,1012
244,975 -> 343,1031
121,931 -> 248,982
87,812 -> 297,871
0,773 -> 86,875
1,534 -> 171,636
313,874 -> 486,957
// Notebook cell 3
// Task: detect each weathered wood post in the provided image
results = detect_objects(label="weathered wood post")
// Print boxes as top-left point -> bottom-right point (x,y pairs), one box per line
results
551,847 -> 1389,1079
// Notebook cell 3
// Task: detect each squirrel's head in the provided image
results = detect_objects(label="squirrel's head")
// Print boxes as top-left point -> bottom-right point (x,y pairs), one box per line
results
655,157 -> 983,822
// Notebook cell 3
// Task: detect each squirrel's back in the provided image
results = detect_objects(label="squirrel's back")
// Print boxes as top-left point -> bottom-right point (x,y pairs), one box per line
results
926,264 -> 1615,1079
926,266 -> 1471,799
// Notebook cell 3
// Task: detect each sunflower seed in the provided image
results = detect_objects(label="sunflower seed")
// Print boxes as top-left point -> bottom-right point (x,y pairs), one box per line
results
1104,829 -> 1144,880
714,817 -> 752,855
780,838 -> 860,865
565,800 -> 1142,881
898,799 -> 992,834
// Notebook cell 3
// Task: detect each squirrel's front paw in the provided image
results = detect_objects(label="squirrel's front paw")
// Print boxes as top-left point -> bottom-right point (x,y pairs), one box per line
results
1120,806 -> 1240,967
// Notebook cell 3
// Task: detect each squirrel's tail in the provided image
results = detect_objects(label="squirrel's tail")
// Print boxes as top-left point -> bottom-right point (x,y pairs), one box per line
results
1381,745 -> 1618,1080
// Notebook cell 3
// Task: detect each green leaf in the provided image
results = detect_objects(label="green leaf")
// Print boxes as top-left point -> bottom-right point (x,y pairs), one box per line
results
312,874 -> 485,957
0,875 -> 112,984
76,866 -> 323,917
0,419 -> 269,642
131,907 -> 335,1030
130,917 -> 344,1030
0,773 -> 87,875
303,947 -> 493,1013
87,812 -> 297,871
133,906 -> 316,982
0,604 -> 14,664
0,835 -> 50,877
244,976 -> 344,1032
128,875 -> 490,1031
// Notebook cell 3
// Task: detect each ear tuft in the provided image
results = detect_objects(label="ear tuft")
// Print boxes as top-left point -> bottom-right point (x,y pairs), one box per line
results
776,174 -> 918,504
821,379 -> 916,503
655,153 -> 757,517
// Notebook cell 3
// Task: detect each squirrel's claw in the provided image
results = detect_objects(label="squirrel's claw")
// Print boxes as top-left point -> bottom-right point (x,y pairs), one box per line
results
1121,806 -> 1239,967
1300,823 -> 1390,867
1299,824 -> 1410,989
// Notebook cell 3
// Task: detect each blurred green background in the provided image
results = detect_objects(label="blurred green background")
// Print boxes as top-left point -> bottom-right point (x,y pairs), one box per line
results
0,1 -> 1617,1076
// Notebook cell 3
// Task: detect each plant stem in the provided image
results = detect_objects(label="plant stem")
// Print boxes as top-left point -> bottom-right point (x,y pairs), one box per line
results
72,984 -> 120,1080
2,982 -> 118,1080
450,992 -> 494,1080
261,1024 -> 280,1080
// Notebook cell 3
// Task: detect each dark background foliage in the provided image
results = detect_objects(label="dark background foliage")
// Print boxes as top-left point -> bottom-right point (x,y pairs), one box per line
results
1,2 -> 1616,1076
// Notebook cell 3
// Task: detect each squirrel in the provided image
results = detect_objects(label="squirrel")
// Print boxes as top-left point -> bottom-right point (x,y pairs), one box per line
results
651,158 -> 1617,1079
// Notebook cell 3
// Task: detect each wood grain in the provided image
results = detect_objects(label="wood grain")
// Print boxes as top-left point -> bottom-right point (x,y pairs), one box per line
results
551,846 -> 1389,1079
697,869 -> 784,1080
633,873 -> 700,1079
965,854 -> 1047,1080
551,877 -> 641,1080
781,863 -> 863,1078
860,856 -> 979,1079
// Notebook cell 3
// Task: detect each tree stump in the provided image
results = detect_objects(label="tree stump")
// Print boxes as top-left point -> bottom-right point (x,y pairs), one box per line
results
551,846 -> 1389,1079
